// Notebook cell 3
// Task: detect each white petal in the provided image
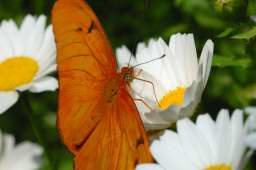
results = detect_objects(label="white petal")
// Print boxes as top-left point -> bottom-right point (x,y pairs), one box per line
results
244,107 -> 256,132
196,114 -> 217,164
157,38 -> 179,89
135,38 -> 170,90
37,25 -> 56,72
134,95 -> 170,130
229,109 -> 245,169
131,69 -> 166,102
134,99 -> 170,130
29,76 -> 58,93
35,64 -> 57,80
250,15 -> 256,22
116,45 -> 136,68
0,91 -> 19,114
19,15 -> 36,55
0,20 -> 19,56
184,34 -> 198,84
135,97 -> 152,115
143,81 -> 198,128
160,130 -> 196,170
16,83 -> 32,92
142,114 -> 170,130
215,109 -> 231,164
244,106 -> 256,115
0,141 -> 43,170
136,42 -> 147,54
26,15 -> 47,57
177,118 -> 211,168
198,40 -> 214,88
168,33 -> 198,86
245,133 -> 256,149
2,134 -> 15,155
136,164 -> 164,170
151,130 -> 195,170
168,33 -> 188,86
0,27 -> 14,60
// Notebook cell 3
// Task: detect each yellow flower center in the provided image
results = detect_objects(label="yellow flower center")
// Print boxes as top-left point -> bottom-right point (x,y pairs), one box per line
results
205,164 -> 232,170
158,87 -> 186,109
0,56 -> 39,91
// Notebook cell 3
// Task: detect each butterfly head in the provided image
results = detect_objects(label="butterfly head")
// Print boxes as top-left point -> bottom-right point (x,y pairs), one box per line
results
121,67 -> 134,84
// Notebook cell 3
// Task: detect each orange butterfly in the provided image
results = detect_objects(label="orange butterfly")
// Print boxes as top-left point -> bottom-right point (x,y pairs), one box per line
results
52,0 -> 152,169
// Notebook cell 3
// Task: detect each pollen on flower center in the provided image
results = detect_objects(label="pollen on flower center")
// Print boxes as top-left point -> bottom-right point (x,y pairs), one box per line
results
0,56 -> 39,91
158,87 -> 185,109
205,164 -> 232,170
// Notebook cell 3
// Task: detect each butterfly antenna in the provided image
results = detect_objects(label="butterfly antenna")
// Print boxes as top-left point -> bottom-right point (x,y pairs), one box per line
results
128,40 -> 139,67
131,54 -> 165,68
127,53 -> 133,68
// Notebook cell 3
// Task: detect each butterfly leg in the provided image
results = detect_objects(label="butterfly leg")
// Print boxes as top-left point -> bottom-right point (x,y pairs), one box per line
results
126,80 -> 153,111
134,68 -> 143,77
132,69 -> 160,108
133,77 -> 160,107
133,98 -> 153,111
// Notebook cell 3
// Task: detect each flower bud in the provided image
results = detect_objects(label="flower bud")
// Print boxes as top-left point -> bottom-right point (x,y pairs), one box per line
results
214,0 -> 248,18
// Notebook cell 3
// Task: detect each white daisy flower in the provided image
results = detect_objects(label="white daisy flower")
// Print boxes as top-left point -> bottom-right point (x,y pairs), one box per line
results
136,109 -> 247,170
244,106 -> 256,149
116,33 -> 214,130
0,15 -> 58,114
0,130 -> 43,170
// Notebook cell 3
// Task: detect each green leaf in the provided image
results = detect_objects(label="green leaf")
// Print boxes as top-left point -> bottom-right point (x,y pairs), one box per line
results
213,55 -> 251,68
231,27 -> 256,39
217,28 -> 235,38
195,13 -> 225,29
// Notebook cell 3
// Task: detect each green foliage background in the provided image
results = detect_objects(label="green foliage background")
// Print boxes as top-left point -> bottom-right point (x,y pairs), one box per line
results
0,0 -> 256,169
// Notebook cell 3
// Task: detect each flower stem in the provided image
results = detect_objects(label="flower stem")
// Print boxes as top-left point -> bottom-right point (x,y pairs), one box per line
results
22,93 -> 57,170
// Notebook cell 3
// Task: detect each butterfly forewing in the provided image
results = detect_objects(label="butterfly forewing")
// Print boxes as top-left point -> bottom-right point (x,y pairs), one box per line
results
53,0 -> 116,77
53,0 -> 116,152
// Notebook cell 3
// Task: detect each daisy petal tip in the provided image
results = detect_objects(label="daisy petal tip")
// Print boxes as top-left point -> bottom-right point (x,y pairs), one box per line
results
0,91 -> 19,114
233,109 -> 243,117
29,77 -> 58,93
202,40 -> 214,60
177,117 -> 191,126
245,106 -> 256,115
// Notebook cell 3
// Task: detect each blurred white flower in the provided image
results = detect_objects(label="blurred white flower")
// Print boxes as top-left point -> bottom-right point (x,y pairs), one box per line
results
244,106 -> 256,149
136,109 -> 246,170
0,15 -> 57,114
250,15 -> 256,22
0,131 -> 43,170
116,33 -> 214,130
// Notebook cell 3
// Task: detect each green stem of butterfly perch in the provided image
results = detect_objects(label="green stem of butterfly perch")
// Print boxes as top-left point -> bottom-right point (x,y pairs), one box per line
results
22,93 -> 56,170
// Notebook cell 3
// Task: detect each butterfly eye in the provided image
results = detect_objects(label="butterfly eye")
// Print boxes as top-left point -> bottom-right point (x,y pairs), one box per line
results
124,73 -> 132,82
124,74 -> 129,80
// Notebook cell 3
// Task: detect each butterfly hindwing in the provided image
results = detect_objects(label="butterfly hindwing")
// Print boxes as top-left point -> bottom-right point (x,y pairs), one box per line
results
75,90 -> 152,170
